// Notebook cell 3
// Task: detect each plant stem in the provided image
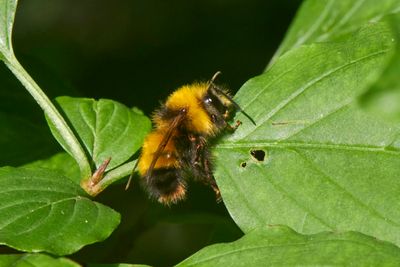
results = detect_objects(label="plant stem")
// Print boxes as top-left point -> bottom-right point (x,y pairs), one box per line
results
4,54 -> 92,179
88,160 -> 137,195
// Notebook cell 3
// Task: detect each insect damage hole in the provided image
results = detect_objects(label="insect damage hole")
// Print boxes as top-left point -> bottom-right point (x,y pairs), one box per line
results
250,149 -> 265,162
240,162 -> 247,168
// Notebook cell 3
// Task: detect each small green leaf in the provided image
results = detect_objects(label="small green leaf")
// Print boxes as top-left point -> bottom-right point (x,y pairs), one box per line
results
0,253 -> 80,267
215,22 -> 400,246
23,152 -> 80,184
47,97 -> 151,171
0,0 -> 17,59
271,0 -> 400,62
0,166 -> 120,255
177,226 -> 400,266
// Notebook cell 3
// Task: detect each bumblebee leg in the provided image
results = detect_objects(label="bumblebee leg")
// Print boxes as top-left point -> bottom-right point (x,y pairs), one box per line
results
189,134 -> 205,166
226,120 -> 242,132
202,152 -> 221,202
187,135 -> 221,202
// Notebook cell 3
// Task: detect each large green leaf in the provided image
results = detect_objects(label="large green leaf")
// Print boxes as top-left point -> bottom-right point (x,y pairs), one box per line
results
0,166 -> 120,255
0,0 -> 16,59
177,226 -> 400,266
271,0 -> 400,63
47,97 -> 151,171
214,22 -> 400,246
0,254 -> 80,267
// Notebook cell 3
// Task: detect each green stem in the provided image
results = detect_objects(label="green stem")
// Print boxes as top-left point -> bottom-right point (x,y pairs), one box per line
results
93,160 -> 137,194
4,54 -> 92,179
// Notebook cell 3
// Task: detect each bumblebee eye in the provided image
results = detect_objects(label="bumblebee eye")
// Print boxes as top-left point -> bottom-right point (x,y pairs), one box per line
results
204,97 -> 212,104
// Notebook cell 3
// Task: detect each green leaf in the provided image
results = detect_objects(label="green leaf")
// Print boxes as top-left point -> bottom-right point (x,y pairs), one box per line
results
0,0 -> 17,58
0,166 -> 120,255
360,13 -> 400,122
271,0 -> 400,63
215,22 -> 400,246
47,97 -> 151,171
0,254 -> 80,267
23,152 -> 80,184
177,226 -> 400,266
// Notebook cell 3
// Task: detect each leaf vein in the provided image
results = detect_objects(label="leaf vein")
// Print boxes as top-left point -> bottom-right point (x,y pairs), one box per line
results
0,197 -> 83,231
241,59 -> 311,111
0,188 -> 77,196
242,49 -> 389,139
97,102 -> 117,135
46,198 -> 78,242
218,163 -> 265,226
13,199 -> 57,236
255,162 -> 333,229
278,102 -> 350,141
291,0 -> 335,49
294,149 -> 400,228
79,102 -> 96,156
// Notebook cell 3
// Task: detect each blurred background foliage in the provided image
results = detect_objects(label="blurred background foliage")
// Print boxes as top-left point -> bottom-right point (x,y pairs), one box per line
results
0,0 -> 301,265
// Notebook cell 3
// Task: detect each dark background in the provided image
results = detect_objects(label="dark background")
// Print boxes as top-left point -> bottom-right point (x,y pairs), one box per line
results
0,0 -> 301,266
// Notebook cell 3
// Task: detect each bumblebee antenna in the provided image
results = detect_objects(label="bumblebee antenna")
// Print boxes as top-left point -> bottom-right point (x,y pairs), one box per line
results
206,71 -> 222,92
210,71 -> 222,84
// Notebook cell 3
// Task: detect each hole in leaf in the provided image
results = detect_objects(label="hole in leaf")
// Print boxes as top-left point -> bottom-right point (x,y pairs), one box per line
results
240,162 -> 247,168
250,149 -> 265,161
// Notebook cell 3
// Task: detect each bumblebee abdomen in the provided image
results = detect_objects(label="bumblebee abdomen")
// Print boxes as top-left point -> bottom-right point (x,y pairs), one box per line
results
138,131 -> 178,176
143,168 -> 186,205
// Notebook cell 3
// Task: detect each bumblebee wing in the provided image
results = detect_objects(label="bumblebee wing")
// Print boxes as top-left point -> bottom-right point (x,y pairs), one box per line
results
146,109 -> 187,179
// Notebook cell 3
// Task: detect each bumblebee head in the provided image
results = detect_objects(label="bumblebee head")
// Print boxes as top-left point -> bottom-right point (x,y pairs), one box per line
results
202,72 -> 256,127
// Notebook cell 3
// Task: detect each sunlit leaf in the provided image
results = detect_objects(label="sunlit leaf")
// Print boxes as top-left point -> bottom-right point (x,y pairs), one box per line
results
215,22 -> 400,247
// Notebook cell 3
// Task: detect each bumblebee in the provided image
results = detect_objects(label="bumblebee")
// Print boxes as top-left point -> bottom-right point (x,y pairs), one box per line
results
135,72 -> 254,205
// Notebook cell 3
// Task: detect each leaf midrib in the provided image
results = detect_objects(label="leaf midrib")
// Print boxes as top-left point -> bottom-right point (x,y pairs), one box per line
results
217,141 -> 400,155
